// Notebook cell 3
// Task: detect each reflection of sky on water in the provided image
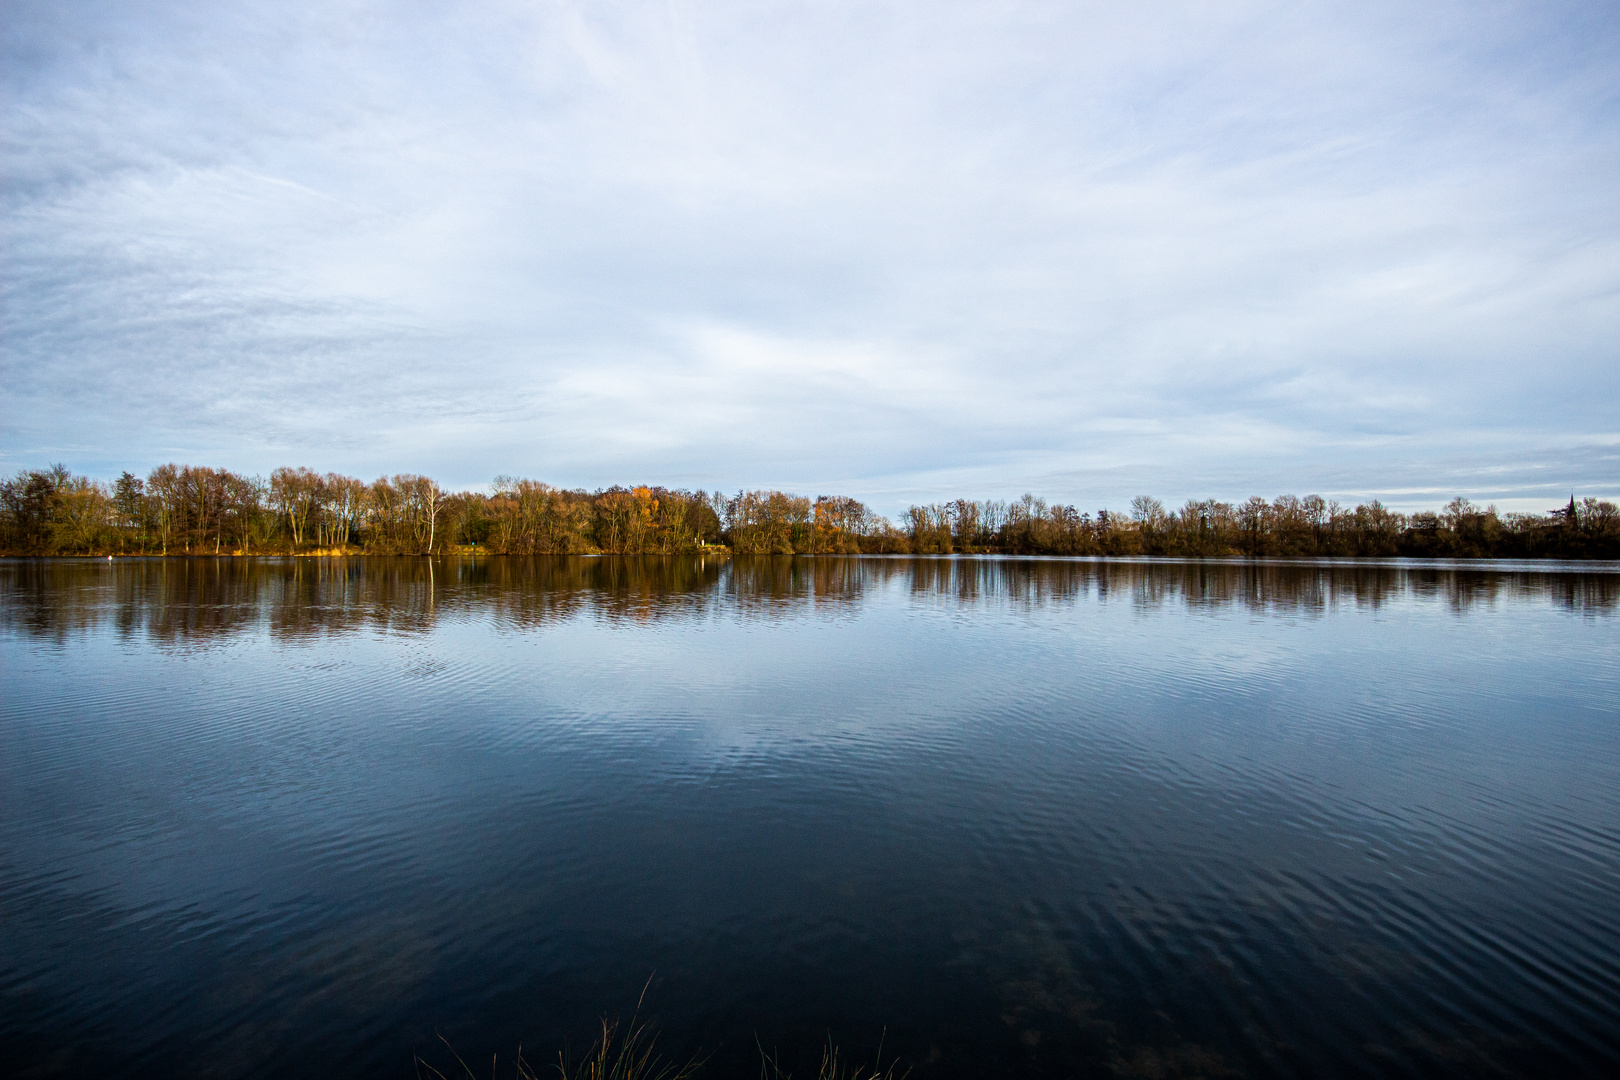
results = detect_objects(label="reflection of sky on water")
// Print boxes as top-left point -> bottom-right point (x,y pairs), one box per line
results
2,556 -> 1617,1078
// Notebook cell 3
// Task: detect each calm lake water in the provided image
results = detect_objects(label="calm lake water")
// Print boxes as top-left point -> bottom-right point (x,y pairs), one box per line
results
2,556 -> 1618,1079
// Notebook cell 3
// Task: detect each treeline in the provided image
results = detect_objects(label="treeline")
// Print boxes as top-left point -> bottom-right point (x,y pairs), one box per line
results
2,463 -> 1617,558
900,493 -> 1619,559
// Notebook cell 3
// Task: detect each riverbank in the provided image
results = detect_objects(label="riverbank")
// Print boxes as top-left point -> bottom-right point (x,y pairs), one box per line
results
6,465 -> 1617,559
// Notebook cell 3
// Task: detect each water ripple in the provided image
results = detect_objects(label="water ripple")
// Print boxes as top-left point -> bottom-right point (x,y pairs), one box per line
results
2,556 -> 1617,1078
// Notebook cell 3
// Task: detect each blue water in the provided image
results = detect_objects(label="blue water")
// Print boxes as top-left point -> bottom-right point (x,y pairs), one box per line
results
2,556 -> 1617,1078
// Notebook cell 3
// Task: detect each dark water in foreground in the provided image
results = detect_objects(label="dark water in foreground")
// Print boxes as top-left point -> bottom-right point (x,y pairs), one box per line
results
2,556 -> 1618,1079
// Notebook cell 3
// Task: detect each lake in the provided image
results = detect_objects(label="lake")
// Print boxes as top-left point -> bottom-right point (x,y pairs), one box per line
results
2,556 -> 1617,1078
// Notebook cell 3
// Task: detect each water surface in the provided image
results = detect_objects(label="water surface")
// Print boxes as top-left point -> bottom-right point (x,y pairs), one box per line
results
2,556 -> 1617,1078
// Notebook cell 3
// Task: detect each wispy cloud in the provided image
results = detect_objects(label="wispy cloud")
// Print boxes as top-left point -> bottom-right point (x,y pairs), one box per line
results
3,0 -> 1616,511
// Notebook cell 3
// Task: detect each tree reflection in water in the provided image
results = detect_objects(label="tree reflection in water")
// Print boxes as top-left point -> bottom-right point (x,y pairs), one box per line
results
2,555 -> 1613,648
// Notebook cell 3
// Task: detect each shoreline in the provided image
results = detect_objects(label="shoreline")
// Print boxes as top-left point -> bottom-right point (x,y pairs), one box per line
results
4,550 -> 1619,566
6,466 -> 1617,559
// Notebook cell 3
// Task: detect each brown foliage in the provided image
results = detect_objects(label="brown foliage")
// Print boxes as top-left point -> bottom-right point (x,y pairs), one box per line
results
2,464 -> 1616,558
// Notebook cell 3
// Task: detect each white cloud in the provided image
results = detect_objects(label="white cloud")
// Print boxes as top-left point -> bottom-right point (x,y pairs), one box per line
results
2,0 -> 1616,511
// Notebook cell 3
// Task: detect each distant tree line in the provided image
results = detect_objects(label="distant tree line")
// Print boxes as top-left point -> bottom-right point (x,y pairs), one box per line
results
2,463 -> 1616,558
898,492 -> 1619,559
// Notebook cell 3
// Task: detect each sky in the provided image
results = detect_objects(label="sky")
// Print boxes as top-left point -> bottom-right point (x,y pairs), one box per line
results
3,0 -> 1617,515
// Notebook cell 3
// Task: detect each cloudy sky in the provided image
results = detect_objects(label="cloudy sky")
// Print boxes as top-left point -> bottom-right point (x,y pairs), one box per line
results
3,0 -> 1616,512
